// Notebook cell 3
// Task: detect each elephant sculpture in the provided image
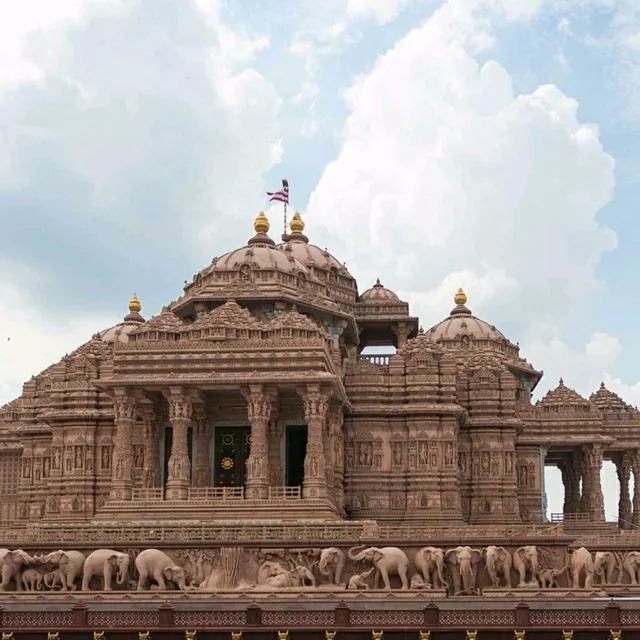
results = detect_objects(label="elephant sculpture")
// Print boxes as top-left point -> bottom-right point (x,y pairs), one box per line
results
260,561 -> 294,588
483,546 -> 512,588
39,550 -> 86,591
623,551 -> 640,584
569,547 -> 594,589
348,567 -> 375,590
347,546 -> 409,590
513,546 -> 541,588
593,551 -> 619,585
538,566 -> 568,588
445,546 -> 482,595
0,549 -> 37,591
290,564 -> 316,587
414,546 -> 448,588
43,569 -> 63,590
21,568 -> 44,591
135,549 -> 188,591
318,547 -> 346,585
82,549 -> 131,591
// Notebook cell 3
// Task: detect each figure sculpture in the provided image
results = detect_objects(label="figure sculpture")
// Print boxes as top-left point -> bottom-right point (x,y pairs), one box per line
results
483,546 -> 512,588
135,549 -> 188,591
537,566 -> 568,588
20,568 -> 44,591
513,546 -> 541,588
318,547 -> 346,586
593,551 -> 619,586
38,550 -> 86,592
623,551 -> 640,584
347,546 -> 410,590
0,550 -> 37,591
82,549 -> 131,591
414,546 -> 448,588
348,567 -> 374,589
445,546 -> 482,595
569,547 -> 594,589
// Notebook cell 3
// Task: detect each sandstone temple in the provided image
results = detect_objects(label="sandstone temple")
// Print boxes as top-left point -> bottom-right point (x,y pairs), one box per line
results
1,211 -> 639,638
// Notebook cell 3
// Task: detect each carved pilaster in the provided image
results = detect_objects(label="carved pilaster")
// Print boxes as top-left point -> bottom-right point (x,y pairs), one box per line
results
243,386 -> 275,499
560,454 -> 581,515
141,411 -> 160,489
267,410 -> 283,487
299,385 -> 331,500
193,414 -> 211,488
328,403 -> 345,512
165,392 -> 193,500
583,443 -> 605,522
632,451 -> 640,527
109,392 -> 138,501
616,452 -> 633,528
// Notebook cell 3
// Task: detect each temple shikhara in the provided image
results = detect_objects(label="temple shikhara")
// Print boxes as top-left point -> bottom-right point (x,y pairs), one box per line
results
1,210 -> 640,638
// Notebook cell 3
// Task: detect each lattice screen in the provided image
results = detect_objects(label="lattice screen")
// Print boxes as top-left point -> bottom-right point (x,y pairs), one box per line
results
0,452 -> 20,495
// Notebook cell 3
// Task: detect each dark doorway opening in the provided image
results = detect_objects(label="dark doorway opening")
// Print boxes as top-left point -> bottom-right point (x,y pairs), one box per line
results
286,424 -> 307,487
214,425 -> 251,488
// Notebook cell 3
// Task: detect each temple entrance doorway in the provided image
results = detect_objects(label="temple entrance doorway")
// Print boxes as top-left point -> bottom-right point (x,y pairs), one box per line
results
213,425 -> 251,488
285,424 -> 307,488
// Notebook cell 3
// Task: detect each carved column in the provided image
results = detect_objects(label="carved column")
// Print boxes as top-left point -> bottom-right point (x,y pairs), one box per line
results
193,415 -> 211,488
578,449 -> 590,514
141,411 -> 160,489
165,392 -> 193,500
560,454 -> 581,515
299,385 -> 331,500
616,452 -> 633,527
109,391 -> 138,501
583,443 -> 605,522
632,451 -> 640,527
243,386 -> 275,499
267,411 -> 284,487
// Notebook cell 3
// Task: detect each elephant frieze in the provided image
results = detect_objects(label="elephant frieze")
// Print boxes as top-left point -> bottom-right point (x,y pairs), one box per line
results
445,546 -> 482,595
318,547 -> 346,586
414,546 -> 447,589
483,546 -> 512,588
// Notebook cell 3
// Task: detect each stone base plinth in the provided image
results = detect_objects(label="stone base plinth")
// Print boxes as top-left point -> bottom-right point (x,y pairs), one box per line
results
481,587 -> 608,598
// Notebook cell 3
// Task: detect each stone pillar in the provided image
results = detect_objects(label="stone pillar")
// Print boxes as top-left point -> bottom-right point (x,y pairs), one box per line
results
110,391 -> 137,501
616,452 -> 633,527
193,415 -> 211,488
560,454 -> 581,515
299,385 -> 330,500
328,403 -> 345,510
267,411 -> 283,487
578,449 -> 590,514
583,443 -> 605,522
165,392 -> 193,500
632,451 -> 640,527
141,411 -> 160,489
392,322 -> 410,349
243,386 -> 275,499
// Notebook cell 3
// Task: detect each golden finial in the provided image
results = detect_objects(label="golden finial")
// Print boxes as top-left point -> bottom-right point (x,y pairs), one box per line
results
372,633 -> 383,640
93,633 -> 104,640
515,633 -> 526,640
185,632 -> 197,640
326,633 -> 337,640
290,211 -> 305,233
278,633 -> 289,640
466,633 -> 478,640
562,633 -> 573,640
254,211 -> 270,234
420,633 -> 431,640
129,293 -> 142,315
139,633 -> 150,640
454,288 -> 467,306
609,631 -> 622,640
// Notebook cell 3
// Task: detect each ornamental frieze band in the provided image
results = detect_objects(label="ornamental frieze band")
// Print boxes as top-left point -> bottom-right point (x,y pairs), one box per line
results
1,211 -> 640,633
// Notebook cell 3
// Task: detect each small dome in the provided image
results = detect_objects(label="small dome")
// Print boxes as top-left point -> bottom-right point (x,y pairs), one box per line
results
100,293 -> 146,343
426,289 -> 508,342
359,279 -> 400,302
213,244 -> 309,274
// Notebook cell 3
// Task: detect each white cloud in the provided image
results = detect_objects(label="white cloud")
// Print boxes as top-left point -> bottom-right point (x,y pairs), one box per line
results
346,0 -> 421,24
0,281 -> 116,406
307,0 -> 616,333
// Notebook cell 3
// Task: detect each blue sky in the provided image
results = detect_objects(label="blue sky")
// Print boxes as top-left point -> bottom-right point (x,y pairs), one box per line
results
1,0 -> 639,518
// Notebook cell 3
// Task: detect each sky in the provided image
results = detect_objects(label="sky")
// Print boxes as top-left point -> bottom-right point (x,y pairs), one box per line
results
1,0 -> 640,520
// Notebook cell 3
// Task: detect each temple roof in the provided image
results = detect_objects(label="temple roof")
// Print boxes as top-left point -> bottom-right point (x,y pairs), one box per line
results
590,382 -> 638,414
536,378 -> 591,408
359,279 -> 400,302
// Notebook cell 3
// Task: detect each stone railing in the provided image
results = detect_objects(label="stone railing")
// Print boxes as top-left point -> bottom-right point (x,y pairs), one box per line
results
361,354 -> 392,366
130,486 -> 302,501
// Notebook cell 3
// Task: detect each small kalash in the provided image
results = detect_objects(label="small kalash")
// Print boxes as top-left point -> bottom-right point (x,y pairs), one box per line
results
0,206 -> 637,637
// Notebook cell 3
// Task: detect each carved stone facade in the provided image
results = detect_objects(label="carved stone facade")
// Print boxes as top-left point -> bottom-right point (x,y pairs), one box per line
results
2,211 -> 640,618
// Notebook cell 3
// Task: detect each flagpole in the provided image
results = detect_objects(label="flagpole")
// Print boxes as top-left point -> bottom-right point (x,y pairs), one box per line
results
282,178 -> 289,236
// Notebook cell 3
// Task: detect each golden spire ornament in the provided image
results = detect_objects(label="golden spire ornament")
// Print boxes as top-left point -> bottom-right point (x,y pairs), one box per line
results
254,211 -> 270,234
454,288 -> 467,306
129,293 -> 142,315
290,212 -> 305,233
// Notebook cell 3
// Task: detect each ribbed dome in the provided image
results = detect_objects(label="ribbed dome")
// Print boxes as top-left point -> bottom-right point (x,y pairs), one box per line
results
213,244 -> 309,274
359,279 -> 399,302
426,289 -> 511,345
100,321 -> 141,344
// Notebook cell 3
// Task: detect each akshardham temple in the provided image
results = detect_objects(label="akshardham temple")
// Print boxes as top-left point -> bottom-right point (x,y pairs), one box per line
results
1,211 -> 639,638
